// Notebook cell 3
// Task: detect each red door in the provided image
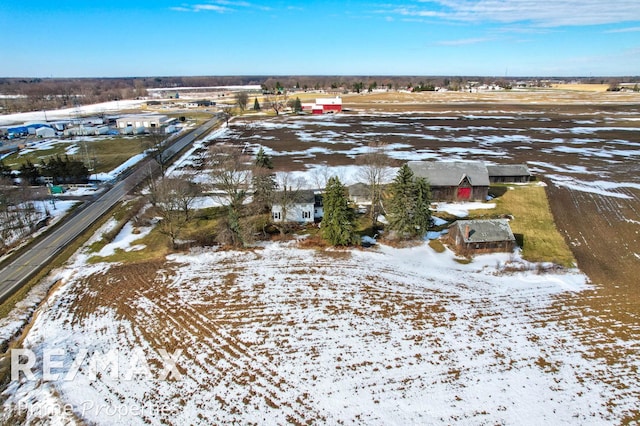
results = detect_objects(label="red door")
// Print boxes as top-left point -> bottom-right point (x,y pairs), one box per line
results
457,187 -> 471,200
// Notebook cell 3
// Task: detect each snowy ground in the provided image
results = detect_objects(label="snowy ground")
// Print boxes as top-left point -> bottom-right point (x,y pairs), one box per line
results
0,100 -> 146,126
2,103 -> 639,425
2,223 -> 639,424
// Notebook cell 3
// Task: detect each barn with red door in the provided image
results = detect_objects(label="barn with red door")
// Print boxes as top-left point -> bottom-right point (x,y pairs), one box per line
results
407,161 -> 490,202
301,96 -> 343,114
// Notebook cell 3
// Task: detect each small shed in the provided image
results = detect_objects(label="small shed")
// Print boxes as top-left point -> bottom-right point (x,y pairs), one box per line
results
348,182 -> 370,206
447,219 -> 516,255
49,185 -> 65,195
487,164 -> 532,183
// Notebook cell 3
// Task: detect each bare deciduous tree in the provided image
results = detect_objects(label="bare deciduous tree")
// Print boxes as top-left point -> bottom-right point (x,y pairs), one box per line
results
150,177 -> 200,248
171,174 -> 202,221
356,143 -> 393,227
143,129 -> 170,178
310,164 -> 332,190
236,92 -> 249,113
263,81 -> 288,116
208,144 -> 253,246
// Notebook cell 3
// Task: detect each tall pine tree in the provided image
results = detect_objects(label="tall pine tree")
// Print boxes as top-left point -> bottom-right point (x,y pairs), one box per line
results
252,147 -> 275,214
386,165 -> 431,239
412,177 -> 432,235
321,176 -> 358,246
293,97 -> 302,113
253,97 -> 261,111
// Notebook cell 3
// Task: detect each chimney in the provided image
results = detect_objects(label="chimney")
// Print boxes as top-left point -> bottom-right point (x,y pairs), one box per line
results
465,224 -> 470,240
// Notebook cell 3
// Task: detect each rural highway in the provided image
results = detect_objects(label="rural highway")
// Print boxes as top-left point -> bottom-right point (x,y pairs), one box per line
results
0,115 -> 222,303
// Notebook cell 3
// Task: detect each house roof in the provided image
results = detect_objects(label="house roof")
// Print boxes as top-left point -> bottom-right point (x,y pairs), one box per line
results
407,161 -> 490,187
315,97 -> 342,106
348,182 -> 370,197
451,219 -> 515,243
487,164 -> 531,177
116,114 -> 169,122
273,189 -> 316,205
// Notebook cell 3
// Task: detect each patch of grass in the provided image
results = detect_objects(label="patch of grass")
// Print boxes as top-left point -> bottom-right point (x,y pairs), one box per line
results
3,136 -> 147,174
85,137 -> 147,173
166,112 -> 215,125
428,239 -> 446,253
86,199 -> 147,255
469,184 -> 576,267
89,226 -> 169,264
3,142 -> 72,170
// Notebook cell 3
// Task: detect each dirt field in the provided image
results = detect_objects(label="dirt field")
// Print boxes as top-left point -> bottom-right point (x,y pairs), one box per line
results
3,89 -> 640,424
222,90 -> 640,388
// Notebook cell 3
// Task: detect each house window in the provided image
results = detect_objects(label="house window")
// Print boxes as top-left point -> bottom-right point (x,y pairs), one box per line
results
302,211 -> 311,219
273,212 -> 281,220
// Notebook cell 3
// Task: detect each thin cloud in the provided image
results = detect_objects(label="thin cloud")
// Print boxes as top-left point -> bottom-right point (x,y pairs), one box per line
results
435,37 -> 493,46
170,3 -> 231,13
401,0 -> 640,27
605,26 -> 640,33
171,0 -> 270,13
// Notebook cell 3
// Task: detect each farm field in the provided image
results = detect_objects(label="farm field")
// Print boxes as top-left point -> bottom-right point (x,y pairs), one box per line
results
1,89 -> 640,424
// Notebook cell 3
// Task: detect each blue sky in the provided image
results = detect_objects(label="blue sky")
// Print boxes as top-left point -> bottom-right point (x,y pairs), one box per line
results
1,0 -> 639,77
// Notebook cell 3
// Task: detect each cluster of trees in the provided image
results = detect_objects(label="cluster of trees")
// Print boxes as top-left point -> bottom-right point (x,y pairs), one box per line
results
0,175 -> 48,254
146,141 -> 432,250
147,145 -> 275,248
5,75 -> 639,115
321,163 -> 432,246
0,78 -> 148,113
16,155 -> 89,185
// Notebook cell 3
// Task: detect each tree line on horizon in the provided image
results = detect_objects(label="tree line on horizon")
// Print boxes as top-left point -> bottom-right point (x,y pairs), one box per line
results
2,75 -> 638,114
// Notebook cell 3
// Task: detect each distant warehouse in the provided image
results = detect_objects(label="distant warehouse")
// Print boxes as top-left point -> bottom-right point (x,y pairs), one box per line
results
116,114 -> 172,129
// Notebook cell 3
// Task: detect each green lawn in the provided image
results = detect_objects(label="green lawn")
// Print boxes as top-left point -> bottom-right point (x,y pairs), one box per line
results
86,136 -> 148,173
4,136 -> 149,173
3,142 -> 71,169
468,184 -> 576,267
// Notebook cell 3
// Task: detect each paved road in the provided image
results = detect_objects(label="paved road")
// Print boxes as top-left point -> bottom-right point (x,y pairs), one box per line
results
0,115 -> 222,303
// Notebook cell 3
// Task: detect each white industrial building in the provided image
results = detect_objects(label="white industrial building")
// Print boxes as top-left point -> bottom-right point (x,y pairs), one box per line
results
116,114 -> 170,129
35,127 -> 56,138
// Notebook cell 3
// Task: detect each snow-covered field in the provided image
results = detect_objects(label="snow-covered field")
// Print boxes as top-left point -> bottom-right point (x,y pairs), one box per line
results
2,231 -> 639,424
0,100 -> 146,126
2,98 -> 639,425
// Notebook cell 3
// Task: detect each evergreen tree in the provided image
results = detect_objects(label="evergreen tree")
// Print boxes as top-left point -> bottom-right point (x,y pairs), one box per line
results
412,177 -> 432,235
252,147 -> 276,214
255,147 -> 273,169
254,97 -> 261,110
0,159 -> 12,179
293,97 -> 302,113
386,164 -> 416,237
386,165 -> 432,239
19,160 -> 40,185
40,154 -> 89,184
321,176 -> 358,246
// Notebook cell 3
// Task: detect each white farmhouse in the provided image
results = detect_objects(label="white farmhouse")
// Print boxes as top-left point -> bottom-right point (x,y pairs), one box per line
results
272,190 -> 318,224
